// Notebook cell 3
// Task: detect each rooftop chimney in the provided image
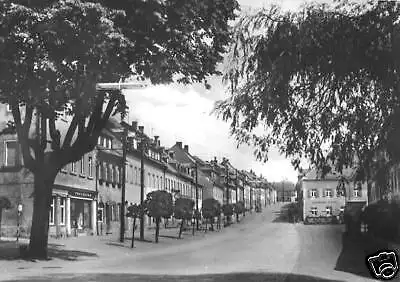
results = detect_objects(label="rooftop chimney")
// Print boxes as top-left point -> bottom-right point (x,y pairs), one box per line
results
184,145 -> 189,153
131,121 -> 138,130
138,126 -> 144,133
176,141 -> 182,149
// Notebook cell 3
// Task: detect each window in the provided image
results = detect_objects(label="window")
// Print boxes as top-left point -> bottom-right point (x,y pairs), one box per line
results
104,163 -> 108,181
6,103 -> 12,112
103,137 -> 107,148
310,189 -> 317,198
134,167 -> 138,184
130,165 -> 133,184
60,198 -> 65,225
354,183 -> 362,197
148,173 -> 151,186
116,167 -> 120,185
80,156 -> 85,175
111,166 -> 115,184
311,207 -> 317,216
340,206 -> 345,213
326,206 -> 332,216
108,138 -> 112,149
49,197 -> 55,225
325,189 -> 332,198
4,140 -> 18,167
88,157 -> 93,177
107,164 -> 112,183
97,137 -> 102,146
61,165 -> 68,173
97,206 -> 104,222
71,161 -> 76,173
153,174 -> 156,188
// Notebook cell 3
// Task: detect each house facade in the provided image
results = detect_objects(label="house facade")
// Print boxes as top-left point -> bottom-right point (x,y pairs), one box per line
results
302,168 -> 368,222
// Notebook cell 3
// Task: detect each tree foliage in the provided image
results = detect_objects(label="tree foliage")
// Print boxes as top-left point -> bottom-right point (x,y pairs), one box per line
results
222,203 -> 234,217
145,190 -> 173,243
0,0 -> 238,257
215,1 -> 400,190
0,196 -> 11,210
174,198 -> 194,220
202,198 -> 221,219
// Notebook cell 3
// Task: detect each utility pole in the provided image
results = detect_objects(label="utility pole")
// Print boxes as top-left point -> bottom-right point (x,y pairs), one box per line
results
119,127 -> 128,242
140,139 -> 145,241
195,161 -> 199,230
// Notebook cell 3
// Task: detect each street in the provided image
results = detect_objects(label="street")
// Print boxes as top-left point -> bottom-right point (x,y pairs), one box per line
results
0,204 -> 379,282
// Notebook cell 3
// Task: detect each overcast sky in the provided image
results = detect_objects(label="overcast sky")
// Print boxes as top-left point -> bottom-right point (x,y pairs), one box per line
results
124,0 -> 324,183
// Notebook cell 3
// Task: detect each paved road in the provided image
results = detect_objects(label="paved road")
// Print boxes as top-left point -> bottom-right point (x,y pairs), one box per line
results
0,203 -> 380,281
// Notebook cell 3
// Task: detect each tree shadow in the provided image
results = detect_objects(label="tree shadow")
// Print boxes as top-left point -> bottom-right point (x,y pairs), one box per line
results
2,271 -> 346,282
334,232 -> 389,279
0,241 -> 97,261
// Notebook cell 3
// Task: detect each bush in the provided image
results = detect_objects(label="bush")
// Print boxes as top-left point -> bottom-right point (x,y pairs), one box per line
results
361,200 -> 400,241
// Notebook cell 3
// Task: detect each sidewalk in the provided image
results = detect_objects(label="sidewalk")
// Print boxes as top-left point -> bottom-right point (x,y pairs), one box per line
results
0,208 -> 263,267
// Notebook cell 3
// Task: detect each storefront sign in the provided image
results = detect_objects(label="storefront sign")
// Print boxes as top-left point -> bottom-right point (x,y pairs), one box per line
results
69,190 -> 96,200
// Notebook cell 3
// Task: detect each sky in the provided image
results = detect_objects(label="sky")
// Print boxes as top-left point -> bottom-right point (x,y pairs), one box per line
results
124,0 -> 322,184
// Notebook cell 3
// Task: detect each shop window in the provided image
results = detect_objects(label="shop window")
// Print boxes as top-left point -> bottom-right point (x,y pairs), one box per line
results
88,156 -> 93,177
49,197 -> 55,225
60,198 -> 66,225
4,140 -> 18,167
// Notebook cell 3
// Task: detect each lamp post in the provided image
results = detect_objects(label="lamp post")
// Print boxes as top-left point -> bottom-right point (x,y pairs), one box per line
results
140,139 -> 146,241
195,161 -> 199,231
119,127 -> 128,243
16,203 -> 22,243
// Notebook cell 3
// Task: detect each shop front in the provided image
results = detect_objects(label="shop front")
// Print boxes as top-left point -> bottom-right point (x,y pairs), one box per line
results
49,185 -> 97,238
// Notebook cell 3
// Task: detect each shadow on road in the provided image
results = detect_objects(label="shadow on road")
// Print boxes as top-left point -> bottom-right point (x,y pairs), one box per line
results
0,241 -> 97,261
3,272 -> 346,282
335,233 -> 389,279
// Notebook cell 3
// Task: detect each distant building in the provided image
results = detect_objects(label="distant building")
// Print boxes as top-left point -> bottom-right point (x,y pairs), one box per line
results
301,168 -> 368,222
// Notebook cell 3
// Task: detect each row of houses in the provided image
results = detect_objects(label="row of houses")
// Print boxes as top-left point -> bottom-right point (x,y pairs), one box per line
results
0,103 -> 277,238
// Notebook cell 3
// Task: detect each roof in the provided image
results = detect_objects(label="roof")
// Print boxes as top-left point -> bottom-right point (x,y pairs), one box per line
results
169,144 -> 197,164
303,166 -> 356,181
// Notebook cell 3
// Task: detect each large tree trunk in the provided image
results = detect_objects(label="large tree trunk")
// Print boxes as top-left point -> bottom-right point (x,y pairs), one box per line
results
28,172 -> 56,259
155,218 -> 160,243
178,219 -> 184,239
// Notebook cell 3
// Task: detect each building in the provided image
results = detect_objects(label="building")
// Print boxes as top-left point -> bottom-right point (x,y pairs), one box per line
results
301,167 -> 368,223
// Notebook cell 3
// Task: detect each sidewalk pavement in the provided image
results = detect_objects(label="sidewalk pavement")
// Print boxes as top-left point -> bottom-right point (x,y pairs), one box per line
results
0,206 -> 268,271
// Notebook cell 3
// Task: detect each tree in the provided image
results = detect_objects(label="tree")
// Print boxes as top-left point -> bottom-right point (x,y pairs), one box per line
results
126,203 -> 144,248
0,0 -> 238,258
214,1 -> 400,193
173,198 -> 194,239
145,190 -> 173,243
234,201 -> 245,222
0,196 -> 12,237
222,203 -> 234,225
201,198 -> 221,231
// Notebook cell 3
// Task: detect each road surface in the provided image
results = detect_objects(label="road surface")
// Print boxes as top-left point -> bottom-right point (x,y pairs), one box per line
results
0,203 -> 380,281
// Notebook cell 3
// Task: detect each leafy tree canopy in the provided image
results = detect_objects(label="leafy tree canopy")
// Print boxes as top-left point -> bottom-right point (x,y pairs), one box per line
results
222,203 -> 234,216
145,190 -> 173,219
202,198 -> 221,219
126,203 -> 144,218
173,198 -> 194,220
0,0 -> 239,173
0,196 -> 12,209
215,0 -> 400,184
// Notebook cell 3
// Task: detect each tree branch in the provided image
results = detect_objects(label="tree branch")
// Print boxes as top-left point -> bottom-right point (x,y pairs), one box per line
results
40,112 -> 47,151
62,115 -> 78,149
87,91 -> 105,135
11,103 -> 37,173
49,116 -> 61,151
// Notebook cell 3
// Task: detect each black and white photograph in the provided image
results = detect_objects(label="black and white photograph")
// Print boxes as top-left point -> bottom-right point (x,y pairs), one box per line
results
0,0 -> 399,281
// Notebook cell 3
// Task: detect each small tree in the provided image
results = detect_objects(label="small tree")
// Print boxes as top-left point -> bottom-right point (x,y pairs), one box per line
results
173,198 -> 194,239
126,203 -> 145,248
234,201 -> 245,222
202,198 -> 221,231
222,204 -> 234,226
145,190 -> 173,243
0,196 -> 11,238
